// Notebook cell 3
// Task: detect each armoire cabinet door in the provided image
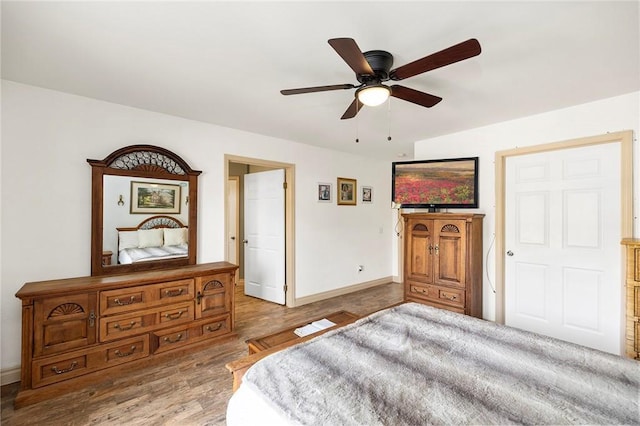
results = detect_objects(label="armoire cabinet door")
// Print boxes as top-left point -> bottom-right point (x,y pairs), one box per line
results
433,219 -> 467,288
406,220 -> 433,284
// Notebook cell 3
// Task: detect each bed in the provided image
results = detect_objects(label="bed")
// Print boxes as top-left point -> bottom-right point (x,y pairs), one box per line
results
226,302 -> 640,425
116,215 -> 188,264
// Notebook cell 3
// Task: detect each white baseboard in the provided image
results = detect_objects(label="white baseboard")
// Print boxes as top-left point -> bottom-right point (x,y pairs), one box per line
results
292,276 -> 394,307
1,366 -> 20,385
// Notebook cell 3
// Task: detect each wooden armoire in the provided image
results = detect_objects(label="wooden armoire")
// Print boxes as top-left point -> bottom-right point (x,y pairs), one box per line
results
403,213 -> 484,318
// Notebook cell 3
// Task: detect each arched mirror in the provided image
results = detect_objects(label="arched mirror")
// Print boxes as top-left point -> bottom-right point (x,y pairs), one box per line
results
88,145 -> 201,276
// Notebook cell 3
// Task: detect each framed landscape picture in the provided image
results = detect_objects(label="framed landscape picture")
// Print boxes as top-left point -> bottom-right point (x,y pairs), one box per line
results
337,177 -> 357,206
130,181 -> 181,214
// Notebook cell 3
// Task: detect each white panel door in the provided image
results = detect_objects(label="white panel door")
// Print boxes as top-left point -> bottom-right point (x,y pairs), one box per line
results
244,169 -> 286,304
505,143 -> 622,354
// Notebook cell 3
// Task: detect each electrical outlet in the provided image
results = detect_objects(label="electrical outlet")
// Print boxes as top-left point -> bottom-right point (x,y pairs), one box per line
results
358,265 -> 363,272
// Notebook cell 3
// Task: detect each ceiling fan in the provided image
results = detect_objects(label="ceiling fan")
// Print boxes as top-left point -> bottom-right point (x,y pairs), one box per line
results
281,38 -> 481,119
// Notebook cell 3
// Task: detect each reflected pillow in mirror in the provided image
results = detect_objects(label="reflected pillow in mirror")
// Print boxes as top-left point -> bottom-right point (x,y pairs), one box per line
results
118,231 -> 139,251
138,228 -> 164,248
164,227 -> 187,246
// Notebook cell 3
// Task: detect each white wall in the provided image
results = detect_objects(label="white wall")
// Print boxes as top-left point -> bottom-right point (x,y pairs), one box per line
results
0,80 -> 394,373
411,91 -> 640,320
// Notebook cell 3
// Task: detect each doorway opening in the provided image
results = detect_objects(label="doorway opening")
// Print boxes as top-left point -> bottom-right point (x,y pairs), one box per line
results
225,155 -> 296,307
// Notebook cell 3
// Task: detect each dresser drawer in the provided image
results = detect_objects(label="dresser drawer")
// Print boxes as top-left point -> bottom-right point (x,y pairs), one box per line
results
151,314 -> 232,354
100,279 -> 195,316
32,353 -> 88,388
408,282 -> 465,309
199,315 -> 231,339
32,335 -> 150,388
99,335 -> 150,368
99,302 -> 194,342
152,327 -> 191,354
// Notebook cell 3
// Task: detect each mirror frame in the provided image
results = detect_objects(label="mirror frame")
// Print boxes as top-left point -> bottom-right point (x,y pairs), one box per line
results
88,145 -> 201,276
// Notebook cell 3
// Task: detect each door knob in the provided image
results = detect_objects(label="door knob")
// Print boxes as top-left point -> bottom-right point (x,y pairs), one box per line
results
230,236 -> 236,240
507,250 -> 514,256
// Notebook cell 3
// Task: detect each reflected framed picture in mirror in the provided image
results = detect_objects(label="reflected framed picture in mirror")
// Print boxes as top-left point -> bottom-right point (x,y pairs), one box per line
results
130,181 -> 181,214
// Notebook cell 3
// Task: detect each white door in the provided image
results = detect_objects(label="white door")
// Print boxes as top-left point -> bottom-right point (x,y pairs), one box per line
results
505,143 -> 622,354
226,177 -> 239,271
244,169 -> 286,304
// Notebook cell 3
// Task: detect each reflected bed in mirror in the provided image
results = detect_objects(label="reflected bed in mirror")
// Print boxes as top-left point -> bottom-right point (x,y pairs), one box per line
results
88,145 -> 201,276
115,215 -> 188,265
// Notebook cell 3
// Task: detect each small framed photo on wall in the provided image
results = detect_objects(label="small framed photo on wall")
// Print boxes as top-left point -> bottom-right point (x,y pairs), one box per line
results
337,177 -> 357,206
317,182 -> 332,202
362,186 -> 372,203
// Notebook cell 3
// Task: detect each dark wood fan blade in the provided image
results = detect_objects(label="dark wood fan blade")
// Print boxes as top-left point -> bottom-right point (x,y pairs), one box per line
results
281,84 -> 355,95
390,38 -> 481,81
328,38 -> 374,76
341,98 -> 363,120
391,85 -> 442,108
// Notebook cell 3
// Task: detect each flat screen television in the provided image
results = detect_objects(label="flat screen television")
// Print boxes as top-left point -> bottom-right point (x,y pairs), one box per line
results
392,157 -> 479,210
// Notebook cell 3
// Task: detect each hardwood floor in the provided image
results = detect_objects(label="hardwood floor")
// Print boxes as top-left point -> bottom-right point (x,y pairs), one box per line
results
1,281 -> 402,425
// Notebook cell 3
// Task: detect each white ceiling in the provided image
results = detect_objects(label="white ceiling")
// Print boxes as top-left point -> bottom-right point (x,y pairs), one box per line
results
2,1 -> 639,160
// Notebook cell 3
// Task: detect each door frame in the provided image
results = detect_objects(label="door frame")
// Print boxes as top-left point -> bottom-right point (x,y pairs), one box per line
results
224,154 -> 296,307
494,130 -> 633,323
226,176 -> 240,283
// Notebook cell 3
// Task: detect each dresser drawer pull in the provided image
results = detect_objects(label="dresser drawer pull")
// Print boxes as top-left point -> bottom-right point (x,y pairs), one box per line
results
114,321 -> 137,331
164,310 -> 185,320
165,288 -> 184,297
413,287 -> 428,294
163,334 -> 183,344
205,323 -> 222,332
442,294 -> 458,301
51,361 -> 78,375
114,346 -> 137,357
114,296 -> 137,306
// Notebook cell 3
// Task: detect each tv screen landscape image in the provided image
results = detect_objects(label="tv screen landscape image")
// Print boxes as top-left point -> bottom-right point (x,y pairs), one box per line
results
392,157 -> 479,209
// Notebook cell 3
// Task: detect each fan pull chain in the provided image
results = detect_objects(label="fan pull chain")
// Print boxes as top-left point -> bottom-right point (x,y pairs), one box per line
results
355,100 -> 360,143
387,97 -> 392,142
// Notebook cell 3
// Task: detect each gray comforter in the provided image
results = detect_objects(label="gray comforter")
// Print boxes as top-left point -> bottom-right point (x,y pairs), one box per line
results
243,303 -> 640,425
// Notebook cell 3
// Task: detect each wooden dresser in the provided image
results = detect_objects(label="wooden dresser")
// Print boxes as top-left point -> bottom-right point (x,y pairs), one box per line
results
14,261 -> 238,408
622,239 -> 640,359
403,213 -> 484,318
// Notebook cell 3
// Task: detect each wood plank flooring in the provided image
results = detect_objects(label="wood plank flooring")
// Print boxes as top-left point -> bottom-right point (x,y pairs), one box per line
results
1,281 -> 402,425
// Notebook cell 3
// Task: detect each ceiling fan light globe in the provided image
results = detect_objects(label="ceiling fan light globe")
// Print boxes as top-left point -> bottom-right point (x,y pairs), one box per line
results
357,85 -> 390,107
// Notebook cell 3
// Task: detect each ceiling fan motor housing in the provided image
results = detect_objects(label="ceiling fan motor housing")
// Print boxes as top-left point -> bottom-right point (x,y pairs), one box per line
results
358,50 -> 394,83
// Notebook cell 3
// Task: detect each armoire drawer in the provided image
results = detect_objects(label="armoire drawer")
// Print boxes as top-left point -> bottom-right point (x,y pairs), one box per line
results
406,296 -> 465,314
100,279 -> 195,316
408,282 -> 465,309
99,302 -> 194,342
